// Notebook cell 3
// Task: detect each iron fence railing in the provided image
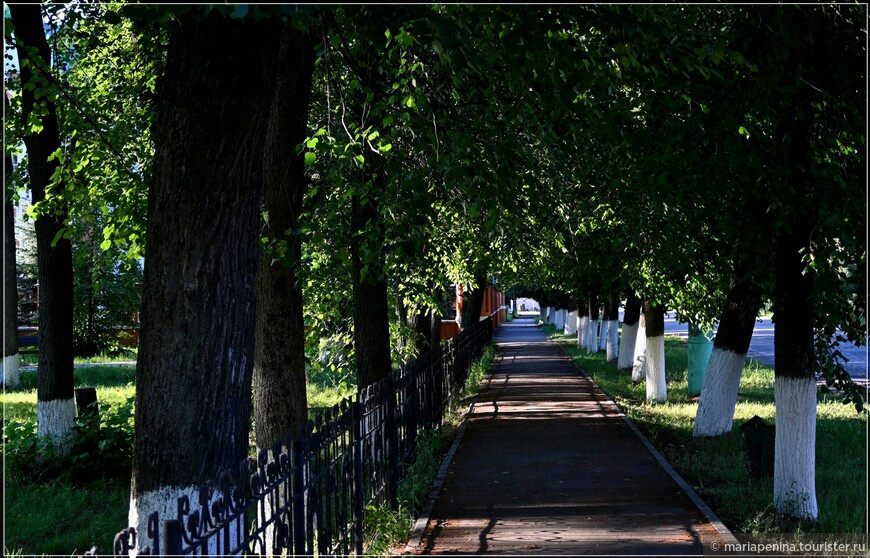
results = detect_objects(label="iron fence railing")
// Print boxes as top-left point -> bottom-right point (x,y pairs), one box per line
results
113,316 -> 492,556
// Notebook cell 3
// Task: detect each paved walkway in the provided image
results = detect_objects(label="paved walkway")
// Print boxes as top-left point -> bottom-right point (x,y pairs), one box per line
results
410,317 -> 726,555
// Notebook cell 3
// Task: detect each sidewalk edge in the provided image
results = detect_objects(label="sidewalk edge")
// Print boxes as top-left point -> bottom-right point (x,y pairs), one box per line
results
402,369 -> 492,554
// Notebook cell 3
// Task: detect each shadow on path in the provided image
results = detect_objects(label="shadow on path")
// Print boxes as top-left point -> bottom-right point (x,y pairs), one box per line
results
412,317 -> 724,555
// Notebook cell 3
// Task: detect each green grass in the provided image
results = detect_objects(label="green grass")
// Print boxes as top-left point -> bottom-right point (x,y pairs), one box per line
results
18,349 -> 138,367
541,323 -> 868,535
4,479 -> 130,555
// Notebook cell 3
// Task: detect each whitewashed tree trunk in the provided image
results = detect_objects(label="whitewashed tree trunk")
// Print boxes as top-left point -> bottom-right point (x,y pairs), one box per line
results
644,304 -> 667,403
539,305 -> 546,324
774,376 -> 818,520
554,308 -> 564,331
617,322 -> 638,370
586,318 -> 598,353
631,314 -> 647,382
566,311 -> 578,335
605,320 -> 619,362
693,348 -> 746,437
599,320 -> 608,351
1,353 -> 20,387
37,398 -> 76,451
128,485 -> 243,556
645,335 -> 667,403
578,315 -> 588,348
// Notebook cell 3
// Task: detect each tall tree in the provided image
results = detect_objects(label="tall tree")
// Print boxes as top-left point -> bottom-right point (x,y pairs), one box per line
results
253,25 -> 317,452
128,11 -> 280,543
9,3 -> 76,446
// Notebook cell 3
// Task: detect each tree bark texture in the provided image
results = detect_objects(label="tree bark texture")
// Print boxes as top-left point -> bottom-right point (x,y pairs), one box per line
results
604,293 -> 619,361
693,271 -> 762,437
460,272 -> 488,330
644,303 -> 667,403
577,299 -> 588,348
617,292 -> 642,370
253,27 -> 316,450
129,13 -> 280,539
586,296 -> 599,353
10,4 -> 75,440
631,312 -> 647,382
352,171 -> 392,389
773,224 -> 818,519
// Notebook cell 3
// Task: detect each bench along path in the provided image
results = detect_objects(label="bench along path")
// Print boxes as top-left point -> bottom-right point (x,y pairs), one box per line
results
410,317 -> 725,555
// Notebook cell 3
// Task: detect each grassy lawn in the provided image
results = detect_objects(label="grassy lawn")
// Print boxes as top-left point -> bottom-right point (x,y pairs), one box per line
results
542,323 -> 867,535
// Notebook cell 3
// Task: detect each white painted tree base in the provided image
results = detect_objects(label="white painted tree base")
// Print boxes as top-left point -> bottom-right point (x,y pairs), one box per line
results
631,318 -> 647,382
1,352 -> 20,387
693,348 -> 746,437
566,311 -> 578,335
604,319 -> 619,361
586,320 -> 598,353
774,376 -> 819,520
37,398 -> 76,453
645,334 -> 667,403
599,321 -> 608,351
555,309 -> 565,331
617,323 -> 638,370
129,485 -> 199,554
129,484 -> 243,554
578,316 -> 588,348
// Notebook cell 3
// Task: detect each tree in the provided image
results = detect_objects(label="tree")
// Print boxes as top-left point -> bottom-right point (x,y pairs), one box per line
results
253,23 -> 317,451
127,10 -> 281,543
9,3 -> 76,448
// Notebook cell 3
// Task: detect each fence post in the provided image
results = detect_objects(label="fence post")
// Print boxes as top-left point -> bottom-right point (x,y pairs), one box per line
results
291,437 -> 307,557
351,401 -> 365,556
161,519 -> 183,555
385,376 -> 399,511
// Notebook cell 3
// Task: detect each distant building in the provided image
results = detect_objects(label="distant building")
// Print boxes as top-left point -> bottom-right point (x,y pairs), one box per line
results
516,297 -> 540,313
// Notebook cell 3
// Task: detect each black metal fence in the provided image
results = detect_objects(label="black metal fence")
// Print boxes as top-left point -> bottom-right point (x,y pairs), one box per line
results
114,317 -> 492,556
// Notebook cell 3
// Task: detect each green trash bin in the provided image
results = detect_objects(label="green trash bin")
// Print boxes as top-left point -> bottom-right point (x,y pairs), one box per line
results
687,324 -> 714,397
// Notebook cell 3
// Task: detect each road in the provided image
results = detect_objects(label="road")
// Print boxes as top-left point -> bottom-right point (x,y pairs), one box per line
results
660,314 -> 867,381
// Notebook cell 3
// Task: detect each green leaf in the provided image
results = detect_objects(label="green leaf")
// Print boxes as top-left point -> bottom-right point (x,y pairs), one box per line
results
100,239 -> 112,251
304,152 -> 316,167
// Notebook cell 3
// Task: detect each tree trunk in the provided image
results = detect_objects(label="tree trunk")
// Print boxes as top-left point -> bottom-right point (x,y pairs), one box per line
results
618,292 -> 641,370
773,226 -> 818,520
577,299 -> 588,348
644,303 -> 667,403
604,293 -> 619,362
3,156 -> 19,387
460,272 -> 488,331
253,27 -> 316,452
566,310 -> 578,336
598,296 -> 609,351
352,171 -> 392,389
693,272 -> 762,437
631,310 -> 647,383
128,14 -> 279,545
11,4 -> 75,446
586,296 -> 599,353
